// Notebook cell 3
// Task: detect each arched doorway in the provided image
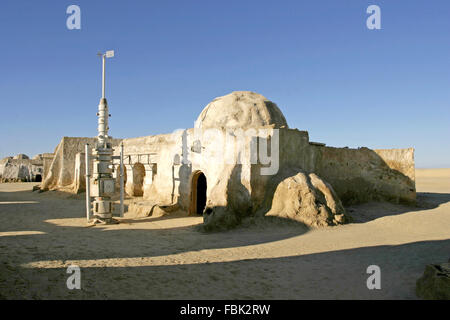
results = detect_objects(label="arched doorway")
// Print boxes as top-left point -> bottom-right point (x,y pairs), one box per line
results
132,163 -> 145,196
190,171 -> 207,215
35,174 -> 42,182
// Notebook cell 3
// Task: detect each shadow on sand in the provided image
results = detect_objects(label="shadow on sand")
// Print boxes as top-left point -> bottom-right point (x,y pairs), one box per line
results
346,192 -> 450,223
0,188 -> 309,263
1,185 -> 449,299
1,238 -> 448,299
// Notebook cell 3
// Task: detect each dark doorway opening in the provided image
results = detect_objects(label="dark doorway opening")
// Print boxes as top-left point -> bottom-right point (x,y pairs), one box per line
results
35,174 -> 42,182
190,171 -> 207,215
196,173 -> 207,215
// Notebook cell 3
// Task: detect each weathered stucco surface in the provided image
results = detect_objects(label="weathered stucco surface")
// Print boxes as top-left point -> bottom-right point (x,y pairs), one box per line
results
272,129 -> 415,205
194,91 -> 288,130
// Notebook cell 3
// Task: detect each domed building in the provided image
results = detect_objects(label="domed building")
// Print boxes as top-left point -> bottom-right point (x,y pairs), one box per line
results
41,91 -> 416,228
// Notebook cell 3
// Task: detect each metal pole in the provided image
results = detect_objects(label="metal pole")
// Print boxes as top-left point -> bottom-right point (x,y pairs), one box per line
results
85,144 -> 91,222
90,50 -> 116,224
120,143 -> 124,217
102,55 -> 106,99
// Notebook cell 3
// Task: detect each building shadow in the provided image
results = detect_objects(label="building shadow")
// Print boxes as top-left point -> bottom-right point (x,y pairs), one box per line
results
0,188 -> 309,263
2,238 -> 449,299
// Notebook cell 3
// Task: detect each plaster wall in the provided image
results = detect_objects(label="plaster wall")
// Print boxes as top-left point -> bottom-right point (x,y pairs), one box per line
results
307,145 -> 415,204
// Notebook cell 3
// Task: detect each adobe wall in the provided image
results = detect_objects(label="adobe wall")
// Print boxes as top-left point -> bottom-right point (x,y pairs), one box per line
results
120,129 -> 255,214
373,148 -> 415,182
0,157 -> 43,182
41,137 -> 121,192
120,132 -> 183,205
256,128 -> 416,206
308,145 -> 415,204
278,129 -> 315,171
42,153 -> 56,180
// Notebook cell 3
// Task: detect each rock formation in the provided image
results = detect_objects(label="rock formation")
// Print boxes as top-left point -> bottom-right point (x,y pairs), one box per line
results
264,169 -> 348,227
416,262 -> 450,300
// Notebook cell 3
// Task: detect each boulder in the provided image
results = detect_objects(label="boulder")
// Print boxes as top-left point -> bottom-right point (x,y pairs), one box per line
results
416,263 -> 450,300
265,170 -> 350,227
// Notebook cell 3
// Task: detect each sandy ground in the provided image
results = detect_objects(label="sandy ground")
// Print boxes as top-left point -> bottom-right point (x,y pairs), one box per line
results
0,169 -> 449,299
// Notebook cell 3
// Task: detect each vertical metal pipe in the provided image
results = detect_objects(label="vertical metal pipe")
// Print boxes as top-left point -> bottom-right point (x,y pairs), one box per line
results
102,55 -> 106,99
120,143 -> 124,217
85,144 -> 91,222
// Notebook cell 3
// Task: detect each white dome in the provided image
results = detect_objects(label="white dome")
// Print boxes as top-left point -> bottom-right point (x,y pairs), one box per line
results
194,91 -> 288,130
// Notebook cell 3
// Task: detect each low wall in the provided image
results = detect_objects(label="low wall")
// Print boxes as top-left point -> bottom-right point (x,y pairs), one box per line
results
309,145 -> 415,204
272,128 -> 415,205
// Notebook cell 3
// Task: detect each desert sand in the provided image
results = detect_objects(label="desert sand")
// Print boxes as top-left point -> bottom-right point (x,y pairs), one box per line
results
0,169 -> 449,299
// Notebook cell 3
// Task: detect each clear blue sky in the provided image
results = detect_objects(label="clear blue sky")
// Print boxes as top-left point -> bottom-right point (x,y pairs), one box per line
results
0,1 -> 449,168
